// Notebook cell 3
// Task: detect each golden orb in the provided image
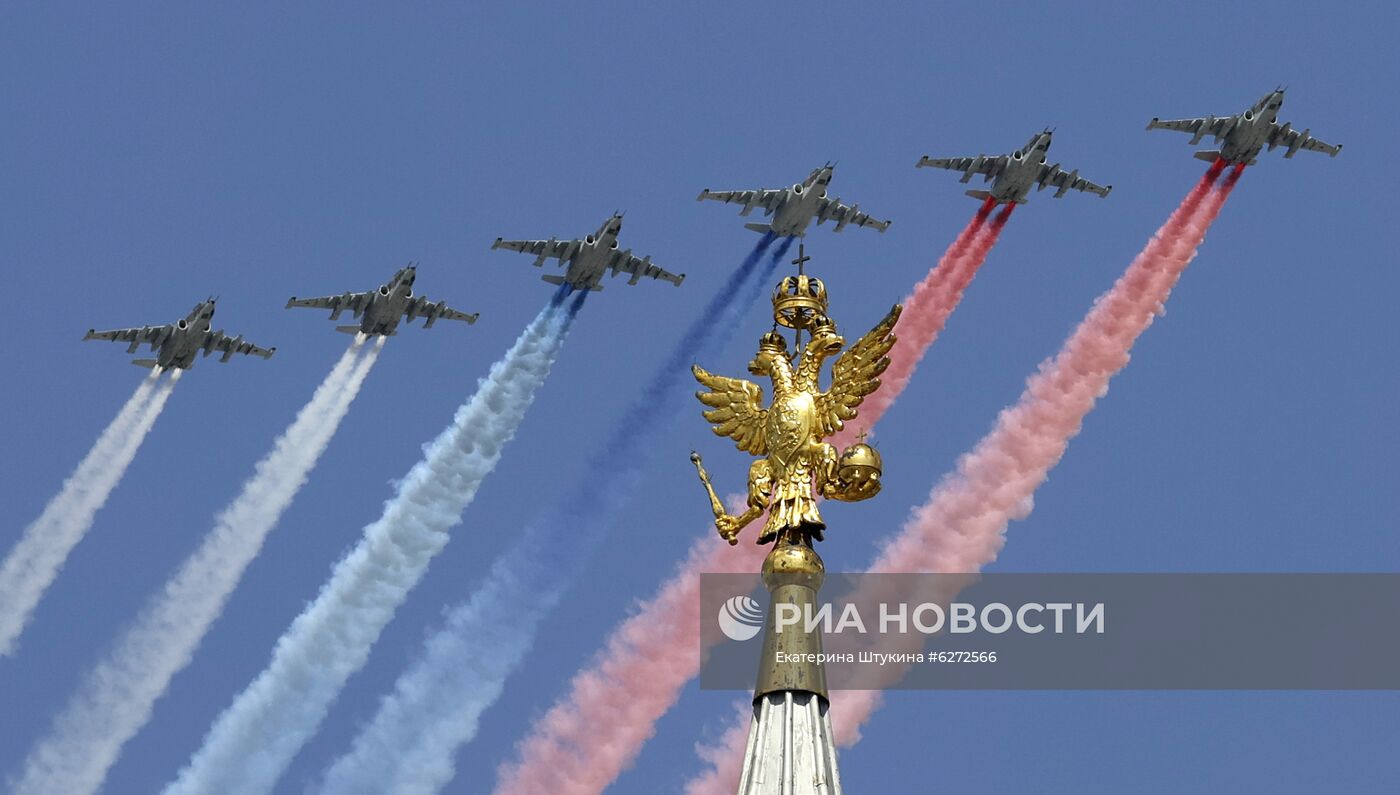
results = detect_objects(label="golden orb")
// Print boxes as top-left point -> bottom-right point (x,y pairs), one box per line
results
838,442 -> 882,485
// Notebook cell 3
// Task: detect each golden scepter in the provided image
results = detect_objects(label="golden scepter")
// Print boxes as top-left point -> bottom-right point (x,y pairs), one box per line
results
689,451 -> 736,544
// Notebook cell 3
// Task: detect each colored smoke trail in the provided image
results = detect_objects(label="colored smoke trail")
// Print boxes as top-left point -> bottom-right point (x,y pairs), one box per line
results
0,369 -> 178,657
495,203 -> 1015,795
771,233 -> 795,263
684,162 -> 1243,795
10,338 -> 378,795
856,199 -> 1010,429
164,292 -> 584,795
496,528 -> 763,795
314,236 -> 782,795
831,162 -> 1242,748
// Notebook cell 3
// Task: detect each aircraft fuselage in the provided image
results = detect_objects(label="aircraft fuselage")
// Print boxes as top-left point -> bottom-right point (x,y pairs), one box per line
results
356,281 -> 415,335
757,167 -> 835,236
987,153 -> 1043,203
982,133 -> 1053,204
1214,101 -> 1283,164
156,305 -> 217,369
560,231 -> 620,291
765,182 -> 828,236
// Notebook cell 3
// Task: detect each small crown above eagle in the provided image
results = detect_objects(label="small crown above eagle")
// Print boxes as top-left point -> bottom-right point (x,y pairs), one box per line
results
773,244 -> 829,331
757,329 -> 788,354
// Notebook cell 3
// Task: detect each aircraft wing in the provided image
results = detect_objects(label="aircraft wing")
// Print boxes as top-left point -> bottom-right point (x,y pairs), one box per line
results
492,237 -> 580,263
203,330 -> 275,362
916,154 -> 1008,182
696,187 -> 786,217
1037,163 -> 1112,198
608,249 -> 684,286
814,197 -> 891,233
286,291 -> 374,320
1268,124 -> 1341,158
1146,115 -> 1236,143
406,295 -> 480,327
83,324 -> 172,350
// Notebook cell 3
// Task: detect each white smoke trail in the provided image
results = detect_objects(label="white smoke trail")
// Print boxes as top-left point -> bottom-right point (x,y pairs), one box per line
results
163,296 -> 582,795
10,338 -> 378,795
313,238 -> 781,795
0,369 -> 178,657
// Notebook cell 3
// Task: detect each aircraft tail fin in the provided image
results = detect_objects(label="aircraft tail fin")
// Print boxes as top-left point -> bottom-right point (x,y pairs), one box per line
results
130,359 -> 160,369
1193,150 -> 1223,163
964,189 -> 1000,204
335,325 -> 362,335
743,222 -> 773,234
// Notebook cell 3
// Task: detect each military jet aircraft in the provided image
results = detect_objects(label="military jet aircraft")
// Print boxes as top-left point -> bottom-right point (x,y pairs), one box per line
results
492,213 -> 683,292
286,264 -> 478,335
1146,88 -> 1341,165
84,298 -> 275,369
696,163 -> 891,236
917,130 -> 1112,205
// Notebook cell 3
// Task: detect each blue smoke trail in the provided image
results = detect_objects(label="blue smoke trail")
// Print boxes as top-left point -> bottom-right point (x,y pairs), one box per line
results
163,292 -> 582,795
314,235 -> 786,795
772,233 -> 795,263
565,286 -> 587,317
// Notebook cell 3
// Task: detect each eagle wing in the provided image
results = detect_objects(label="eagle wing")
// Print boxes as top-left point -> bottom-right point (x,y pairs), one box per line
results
815,304 -> 902,437
693,364 -> 768,456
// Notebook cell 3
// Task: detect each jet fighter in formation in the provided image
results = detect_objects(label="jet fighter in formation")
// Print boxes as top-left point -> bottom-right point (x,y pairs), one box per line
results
918,130 -> 1112,205
286,265 -> 478,336
77,88 -> 1342,376
84,299 -> 275,369
492,213 -> 683,292
1147,88 -> 1341,165
697,164 -> 892,236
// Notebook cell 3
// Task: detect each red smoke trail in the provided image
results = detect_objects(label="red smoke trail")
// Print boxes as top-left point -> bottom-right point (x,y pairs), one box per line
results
495,201 -> 1016,795
835,162 -> 1241,747
843,200 -> 1011,443
683,162 -> 1244,795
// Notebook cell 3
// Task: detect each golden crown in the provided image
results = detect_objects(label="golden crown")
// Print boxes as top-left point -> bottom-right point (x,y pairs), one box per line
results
772,273 -> 829,331
757,330 -> 788,354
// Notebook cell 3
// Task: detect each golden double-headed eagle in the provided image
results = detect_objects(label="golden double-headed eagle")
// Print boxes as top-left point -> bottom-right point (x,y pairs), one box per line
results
690,266 -> 901,547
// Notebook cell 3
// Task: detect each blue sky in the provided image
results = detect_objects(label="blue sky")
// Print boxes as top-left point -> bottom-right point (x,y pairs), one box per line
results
2,2 -> 1396,793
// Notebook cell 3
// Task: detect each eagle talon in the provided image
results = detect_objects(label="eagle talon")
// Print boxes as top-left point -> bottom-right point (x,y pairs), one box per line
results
716,516 -> 743,544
